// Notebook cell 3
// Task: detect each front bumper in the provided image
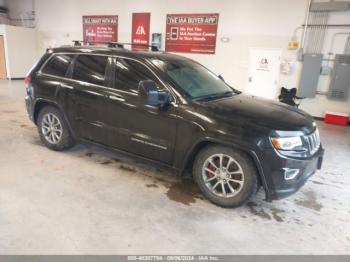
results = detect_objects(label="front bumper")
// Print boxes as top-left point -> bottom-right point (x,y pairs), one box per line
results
260,146 -> 324,201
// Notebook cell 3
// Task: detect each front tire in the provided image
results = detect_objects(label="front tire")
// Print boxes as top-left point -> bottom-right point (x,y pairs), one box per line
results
193,145 -> 258,208
37,106 -> 74,151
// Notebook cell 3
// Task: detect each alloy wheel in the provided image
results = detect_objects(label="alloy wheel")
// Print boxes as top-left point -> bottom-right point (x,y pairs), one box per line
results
41,113 -> 63,144
202,154 -> 245,198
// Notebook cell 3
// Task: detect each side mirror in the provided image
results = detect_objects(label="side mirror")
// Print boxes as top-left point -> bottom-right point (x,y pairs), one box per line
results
138,80 -> 172,109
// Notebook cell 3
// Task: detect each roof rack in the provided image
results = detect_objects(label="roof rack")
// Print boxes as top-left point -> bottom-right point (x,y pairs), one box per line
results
72,40 -> 159,51
116,43 -> 160,52
103,42 -> 126,48
72,40 -> 115,47
72,40 -> 127,49
72,40 -> 84,46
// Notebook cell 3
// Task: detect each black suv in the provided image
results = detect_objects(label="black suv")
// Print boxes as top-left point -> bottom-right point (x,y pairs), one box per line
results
25,44 -> 324,207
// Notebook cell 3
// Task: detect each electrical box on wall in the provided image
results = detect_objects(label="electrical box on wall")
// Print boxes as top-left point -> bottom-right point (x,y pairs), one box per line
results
280,59 -> 295,75
298,53 -> 323,98
310,1 -> 350,12
328,55 -> 350,101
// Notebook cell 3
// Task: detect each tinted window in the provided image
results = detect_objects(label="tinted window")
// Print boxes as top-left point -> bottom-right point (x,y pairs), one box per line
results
42,54 -> 74,77
151,59 -> 235,99
115,58 -> 157,93
73,55 -> 108,86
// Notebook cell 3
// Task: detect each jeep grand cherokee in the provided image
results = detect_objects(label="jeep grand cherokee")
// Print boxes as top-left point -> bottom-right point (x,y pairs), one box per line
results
25,44 -> 324,207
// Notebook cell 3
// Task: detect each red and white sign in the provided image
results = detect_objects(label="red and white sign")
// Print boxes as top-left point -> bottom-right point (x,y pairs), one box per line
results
83,15 -> 118,44
165,13 -> 219,54
132,13 -> 151,50
258,58 -> 270,71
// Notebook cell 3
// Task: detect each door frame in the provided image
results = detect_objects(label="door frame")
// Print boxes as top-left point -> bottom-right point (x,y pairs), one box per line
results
0,35 -> 7,79
247,47 -> 282,99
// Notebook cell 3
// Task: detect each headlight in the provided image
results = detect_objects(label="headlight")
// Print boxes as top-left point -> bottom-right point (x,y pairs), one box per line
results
271,136 -> 303,151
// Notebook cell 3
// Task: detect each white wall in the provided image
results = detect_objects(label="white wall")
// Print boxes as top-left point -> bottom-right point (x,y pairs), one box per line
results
20,0 -> 350,117
4,25 -> 37,78
0,24 -> 37,78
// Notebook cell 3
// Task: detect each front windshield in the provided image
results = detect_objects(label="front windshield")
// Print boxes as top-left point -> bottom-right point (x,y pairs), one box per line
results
151,59 -> 236,100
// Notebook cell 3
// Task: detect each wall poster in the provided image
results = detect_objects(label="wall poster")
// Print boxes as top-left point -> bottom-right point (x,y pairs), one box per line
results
131,13 -> 151,50
83,15 -> 118,44
165,13 -> 219,54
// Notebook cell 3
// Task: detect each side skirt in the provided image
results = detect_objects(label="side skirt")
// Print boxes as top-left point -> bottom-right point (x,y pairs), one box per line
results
78,137 -> 182,176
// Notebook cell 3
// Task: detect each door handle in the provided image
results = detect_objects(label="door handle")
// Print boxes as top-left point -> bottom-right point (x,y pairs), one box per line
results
108,95 -> 125,102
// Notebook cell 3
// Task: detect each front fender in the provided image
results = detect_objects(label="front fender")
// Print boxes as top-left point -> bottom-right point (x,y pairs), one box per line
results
180,136 -> 270,201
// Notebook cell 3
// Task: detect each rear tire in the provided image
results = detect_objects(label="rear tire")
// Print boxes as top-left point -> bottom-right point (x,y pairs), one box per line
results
37,106 -> 74,151
193,145 -> 258,208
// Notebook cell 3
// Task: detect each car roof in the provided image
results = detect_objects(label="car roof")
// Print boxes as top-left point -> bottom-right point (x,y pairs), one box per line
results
50,45 -> 189,62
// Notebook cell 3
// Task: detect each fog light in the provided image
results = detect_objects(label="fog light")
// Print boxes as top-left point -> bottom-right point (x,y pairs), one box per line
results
283,168 -> 300,180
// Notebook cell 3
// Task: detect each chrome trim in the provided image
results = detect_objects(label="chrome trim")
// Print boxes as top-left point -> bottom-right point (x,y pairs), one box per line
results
283,168 -> 300,180
60,83 -> 73,89
131,137 -> 167,150
108,95 -> 125,102
304,129 -> 321,155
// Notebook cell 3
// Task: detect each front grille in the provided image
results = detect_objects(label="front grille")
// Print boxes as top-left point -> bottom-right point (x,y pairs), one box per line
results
304,129 -> 321,155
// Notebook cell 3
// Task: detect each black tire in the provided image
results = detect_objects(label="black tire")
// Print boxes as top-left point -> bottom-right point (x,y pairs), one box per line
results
37,105 -> 74,151
193,145 -> 258,208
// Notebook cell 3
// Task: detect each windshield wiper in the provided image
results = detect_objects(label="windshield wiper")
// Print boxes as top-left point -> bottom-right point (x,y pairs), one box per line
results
194,91 -> 234,102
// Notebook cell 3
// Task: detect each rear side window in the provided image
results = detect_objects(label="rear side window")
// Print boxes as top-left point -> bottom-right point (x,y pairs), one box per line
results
115,58 -> 158,93
73,55 -> 108,86
42,54 -> 74,77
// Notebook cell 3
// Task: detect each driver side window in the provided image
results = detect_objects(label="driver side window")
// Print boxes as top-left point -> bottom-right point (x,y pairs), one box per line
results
114,58 -> 158,94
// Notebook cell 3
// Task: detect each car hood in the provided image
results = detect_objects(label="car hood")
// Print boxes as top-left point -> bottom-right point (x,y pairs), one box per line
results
199,94 -> 315,133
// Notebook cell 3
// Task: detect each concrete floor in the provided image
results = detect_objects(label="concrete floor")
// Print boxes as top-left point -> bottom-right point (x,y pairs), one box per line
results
0,80 -> 349,255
